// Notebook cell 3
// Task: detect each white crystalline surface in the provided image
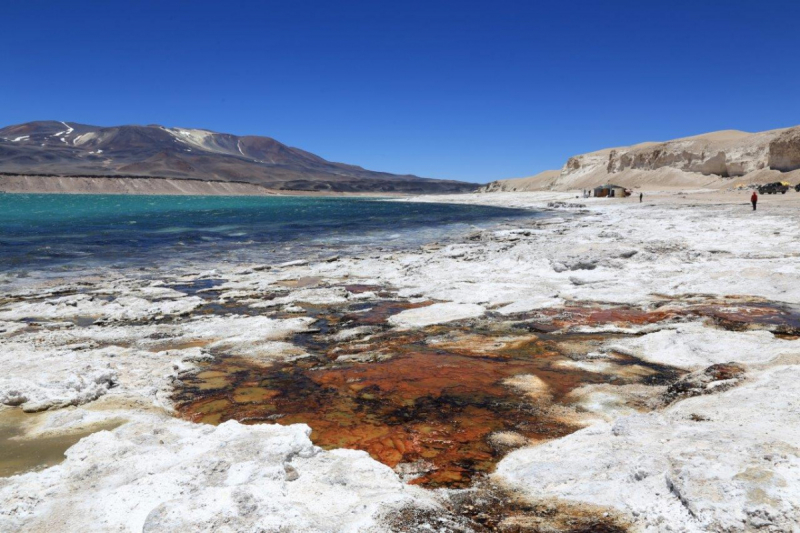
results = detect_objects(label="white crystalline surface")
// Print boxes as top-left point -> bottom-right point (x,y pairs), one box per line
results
496,365 -> 800,532
384,192 -> 800,306
1,191 -> 800,531
0,293 -> 204,322
0,418 -> 440,532
605,322 -> 795,369
0,363 -> 117,413
394,192 -> 800,532
0,286 -> 315,413
178,315 -> 315,360
388,302 -> 485,328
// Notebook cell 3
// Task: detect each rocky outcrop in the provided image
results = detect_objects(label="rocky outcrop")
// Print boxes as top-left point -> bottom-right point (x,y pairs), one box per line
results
768,127 -> 800,172
485,125 -> 800,191
570,129 -> 778,179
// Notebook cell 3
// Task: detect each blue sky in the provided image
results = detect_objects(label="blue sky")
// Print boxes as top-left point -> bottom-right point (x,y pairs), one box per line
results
2,0 -> 799,183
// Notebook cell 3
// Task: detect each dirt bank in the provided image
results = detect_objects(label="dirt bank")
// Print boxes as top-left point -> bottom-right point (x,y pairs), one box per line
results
0,174 -> 411,196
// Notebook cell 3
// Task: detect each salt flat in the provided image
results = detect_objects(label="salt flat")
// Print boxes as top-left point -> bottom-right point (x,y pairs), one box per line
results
1,189 -> 799,532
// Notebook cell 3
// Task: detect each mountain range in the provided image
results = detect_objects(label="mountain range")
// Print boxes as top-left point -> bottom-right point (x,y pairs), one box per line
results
0,121 -> 475,194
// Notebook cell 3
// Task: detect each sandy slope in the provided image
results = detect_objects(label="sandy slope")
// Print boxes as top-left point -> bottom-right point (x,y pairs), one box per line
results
0,175 -> 280,196
0,175 -> 417,197
481,169 -> 561,192
483,125 -> 800,192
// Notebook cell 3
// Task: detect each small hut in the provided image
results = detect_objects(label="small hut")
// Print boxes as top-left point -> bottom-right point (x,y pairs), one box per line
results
593,184 -> 630,198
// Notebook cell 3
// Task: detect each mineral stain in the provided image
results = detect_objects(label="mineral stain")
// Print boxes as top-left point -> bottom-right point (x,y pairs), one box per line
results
174,295 -> 787,490
174,325 -> 655,488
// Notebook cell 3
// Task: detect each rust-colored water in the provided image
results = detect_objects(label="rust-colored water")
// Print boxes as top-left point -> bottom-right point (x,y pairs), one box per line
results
518,300 -> 800,335
342,300 -> 434,326
520,306 -> 680,332
175,329 -> 615,487
691,302 -> 800,334
174,296 -> 788,489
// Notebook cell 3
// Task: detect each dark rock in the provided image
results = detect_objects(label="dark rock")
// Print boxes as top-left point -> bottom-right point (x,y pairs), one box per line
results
664,363 -> 745,404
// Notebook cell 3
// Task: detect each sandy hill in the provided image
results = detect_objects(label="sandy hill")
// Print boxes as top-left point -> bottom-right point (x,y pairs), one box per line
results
480,170 -> 561,192
481,125 -> 800,192
0,121 -> 476,194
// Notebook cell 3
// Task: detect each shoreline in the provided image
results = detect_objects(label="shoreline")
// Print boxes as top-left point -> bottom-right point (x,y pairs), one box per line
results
0,174 -> 459,197
0,196 -> 539,287
1,190 -> 799,531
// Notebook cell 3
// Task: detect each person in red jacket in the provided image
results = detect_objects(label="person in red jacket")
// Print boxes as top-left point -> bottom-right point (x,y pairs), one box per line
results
751,191 -> 758,211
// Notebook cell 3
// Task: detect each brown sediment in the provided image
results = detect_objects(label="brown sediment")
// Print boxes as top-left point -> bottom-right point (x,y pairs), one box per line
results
514,305 -> 680,333
385,481 -> 629,532
425,332 -> 542,358
174,322 -> 674,488
200,297 -> 269,315
341,283 -> 396,298
0,409 -> 122,477
342,299 -> 435,326
663,362 -> 747,404
690,301 -> 800,335
172,294 -> 785,493
513,299 -> 800,336
343,283 -> 383,294
275,276 -> 324,288
149,339 -> 213,353
193,370 -> 232,390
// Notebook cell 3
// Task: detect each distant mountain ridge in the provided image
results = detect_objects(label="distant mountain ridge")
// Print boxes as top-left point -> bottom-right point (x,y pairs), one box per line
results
0,121 -> 476,193
481,125 -> 800,192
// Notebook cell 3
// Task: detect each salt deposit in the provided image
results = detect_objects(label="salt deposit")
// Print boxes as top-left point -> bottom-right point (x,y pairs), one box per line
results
388,302 -> 485,328
1,190 -> 799,531
497,365 -> 800,532
0,418 -> 442,532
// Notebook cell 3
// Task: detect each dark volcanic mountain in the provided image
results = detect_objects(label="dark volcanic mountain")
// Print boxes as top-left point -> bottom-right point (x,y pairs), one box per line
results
0,121 -> 476,193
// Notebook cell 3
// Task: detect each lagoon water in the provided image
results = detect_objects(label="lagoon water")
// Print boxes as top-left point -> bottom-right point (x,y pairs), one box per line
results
0,194 -> 537,274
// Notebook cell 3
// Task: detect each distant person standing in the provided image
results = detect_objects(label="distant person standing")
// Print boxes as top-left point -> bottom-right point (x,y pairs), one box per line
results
639,192 -> 643,203
751,191 -> 758,211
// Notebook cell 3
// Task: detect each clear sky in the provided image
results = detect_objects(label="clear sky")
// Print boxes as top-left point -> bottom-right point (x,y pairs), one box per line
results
3,0 -> 799,183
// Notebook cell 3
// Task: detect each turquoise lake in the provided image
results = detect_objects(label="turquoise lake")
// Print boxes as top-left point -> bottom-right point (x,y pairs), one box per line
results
0,194 -> 539,272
